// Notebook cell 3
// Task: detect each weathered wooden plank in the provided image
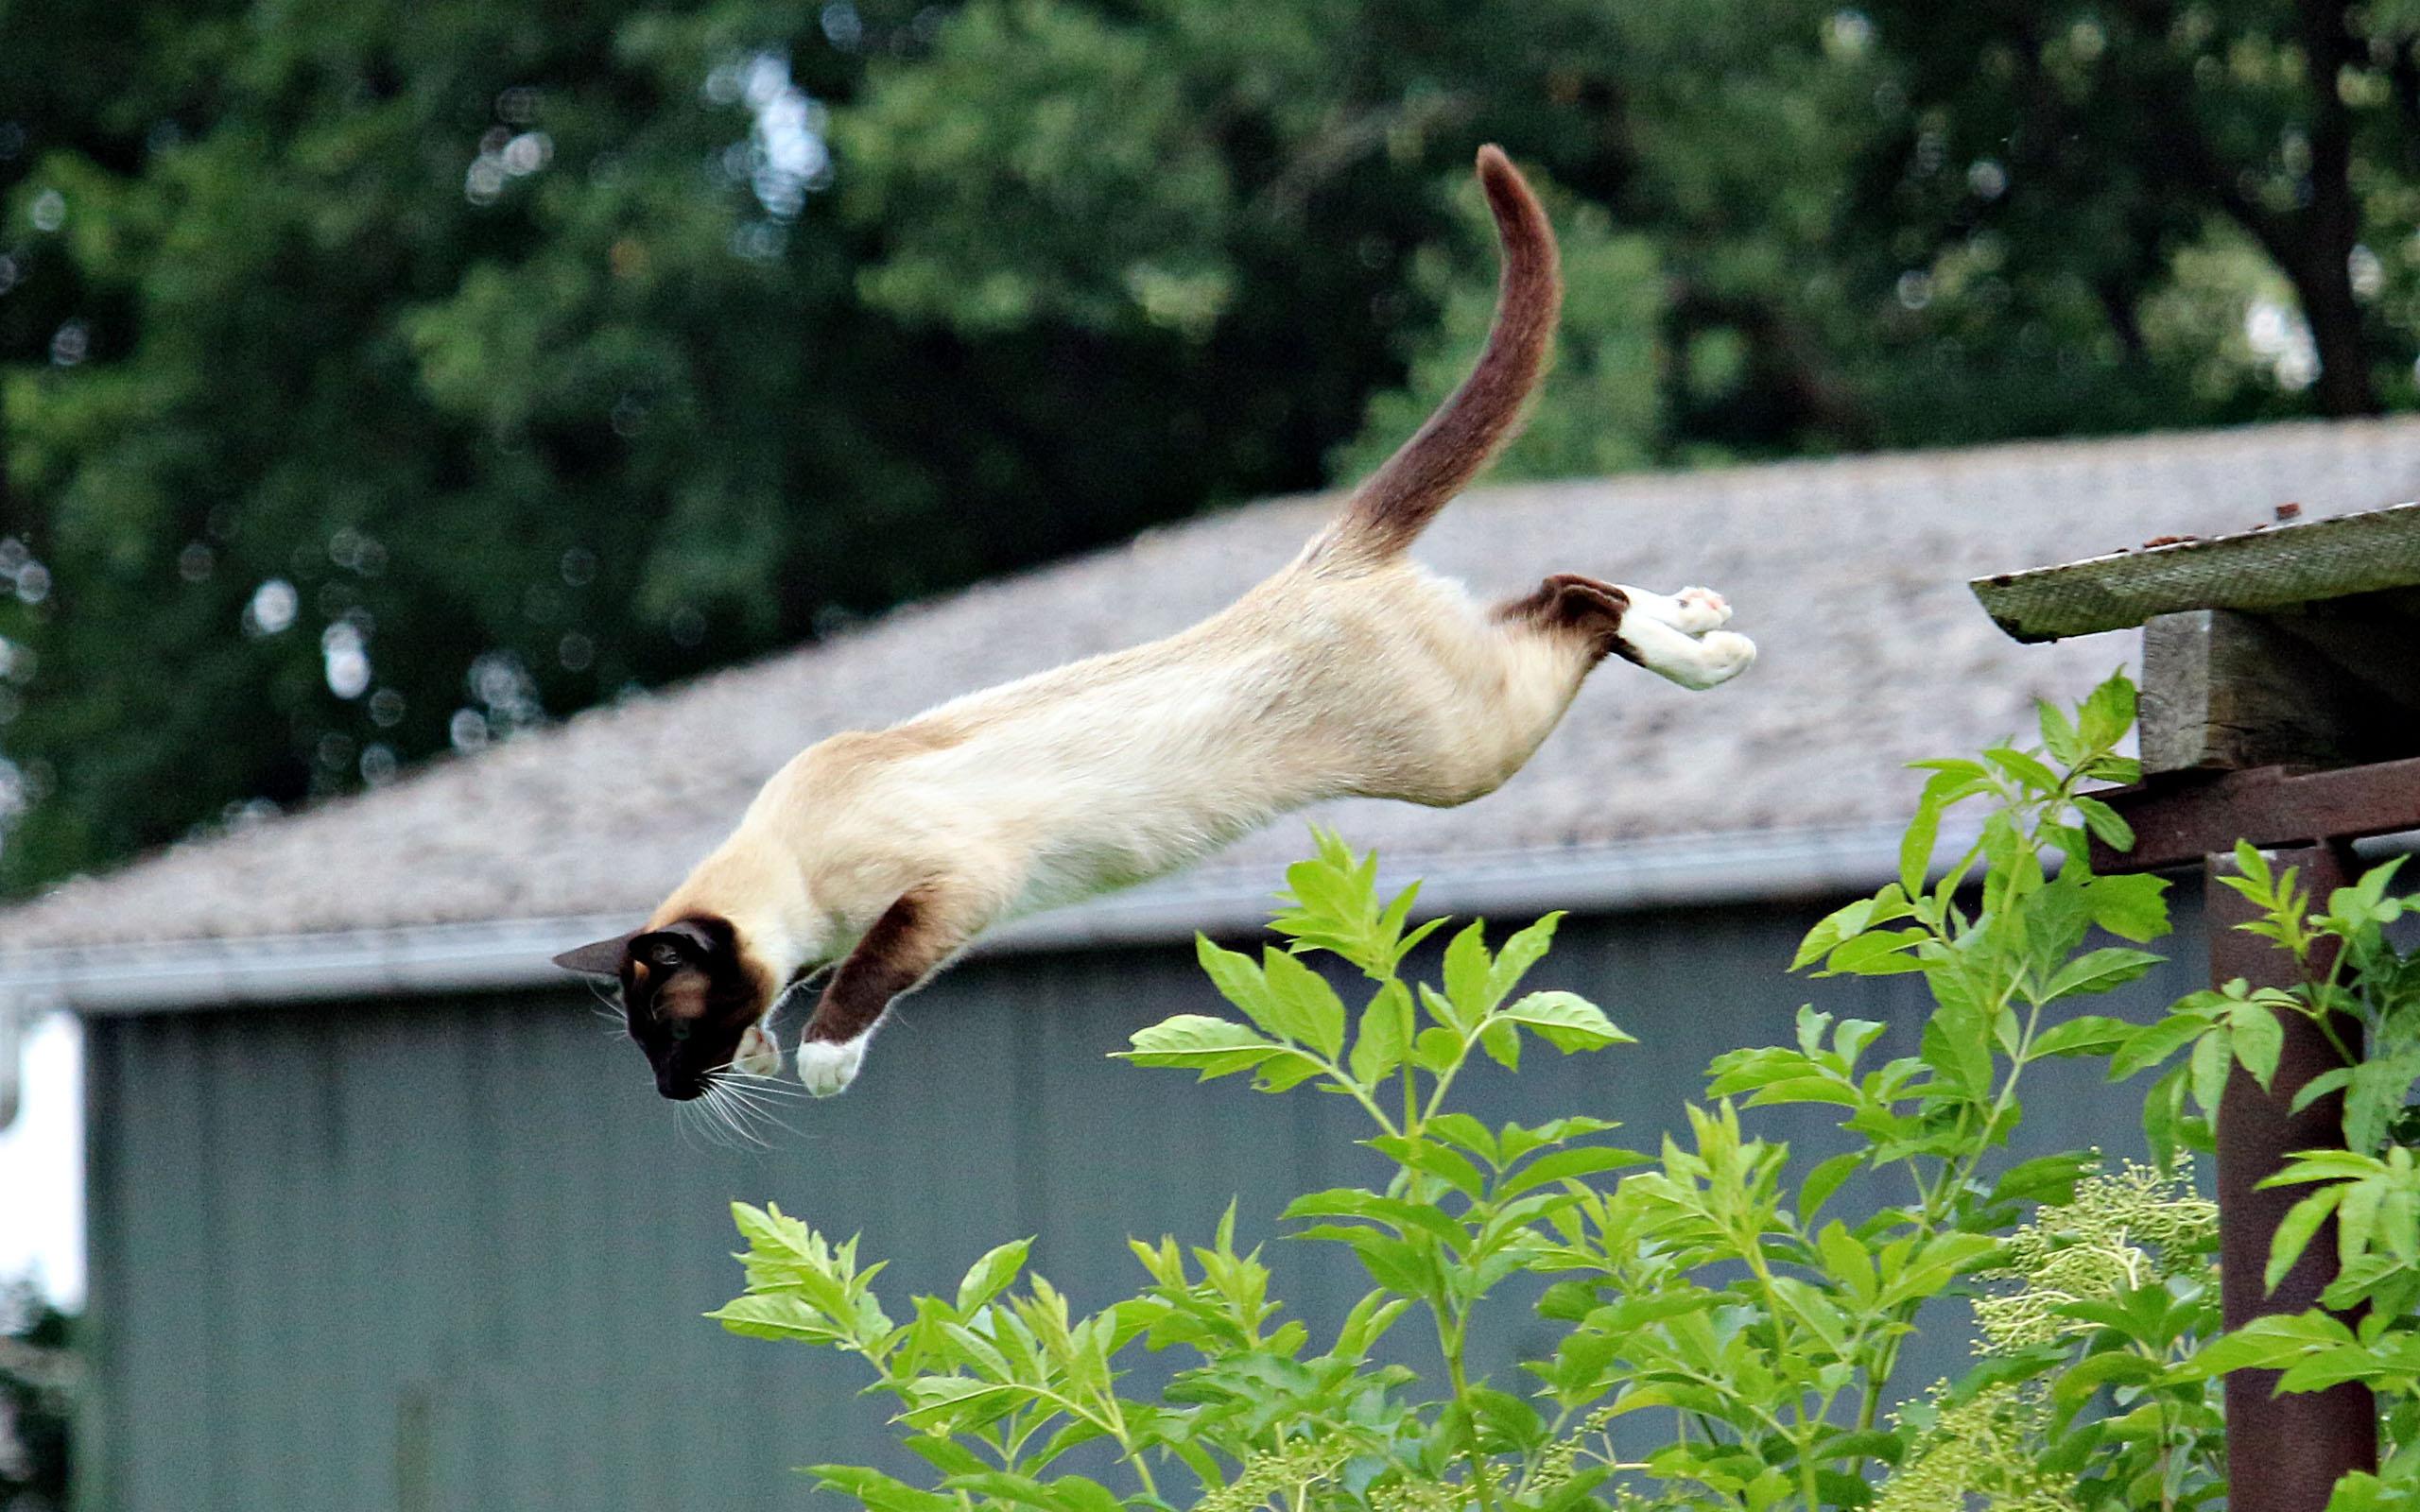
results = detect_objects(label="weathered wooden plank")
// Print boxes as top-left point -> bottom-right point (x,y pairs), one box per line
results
2140,599 -> 2420,774
1972,501 -> 2420,643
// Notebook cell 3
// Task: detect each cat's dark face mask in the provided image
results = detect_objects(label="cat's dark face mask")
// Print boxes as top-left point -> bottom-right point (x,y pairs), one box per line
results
553,917 -> 768,1099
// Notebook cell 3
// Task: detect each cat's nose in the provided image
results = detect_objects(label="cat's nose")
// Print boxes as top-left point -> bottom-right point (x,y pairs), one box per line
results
657,1067 -> 705,1100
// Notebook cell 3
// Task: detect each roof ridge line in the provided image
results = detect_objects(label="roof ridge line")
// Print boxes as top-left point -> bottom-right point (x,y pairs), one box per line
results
5,821 -> 1940,1015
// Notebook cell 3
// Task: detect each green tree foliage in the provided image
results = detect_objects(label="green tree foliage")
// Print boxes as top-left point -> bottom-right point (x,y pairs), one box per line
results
0,1283 -> 71,1512
1854,0 -> 2420,422
8,0 -> 2420,893
0,0 -> 1416,891
715,679 -> 2420,1508
1327,182 -> 1666,485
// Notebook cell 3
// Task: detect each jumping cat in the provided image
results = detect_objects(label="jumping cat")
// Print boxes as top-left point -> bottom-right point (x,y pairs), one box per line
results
554,146 -> 1755,1103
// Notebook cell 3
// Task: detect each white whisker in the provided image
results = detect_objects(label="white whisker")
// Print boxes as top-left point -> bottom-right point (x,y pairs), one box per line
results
705,1072 -> 799,1144
724,1072 -> 806,1101
701,1078 -> 771,1150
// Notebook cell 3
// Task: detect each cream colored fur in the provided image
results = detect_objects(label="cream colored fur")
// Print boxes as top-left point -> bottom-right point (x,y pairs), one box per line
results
654,556 -> 1753,1088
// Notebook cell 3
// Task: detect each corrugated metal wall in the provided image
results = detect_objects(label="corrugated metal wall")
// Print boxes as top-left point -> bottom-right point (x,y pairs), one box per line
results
78,893 -> 2210,1511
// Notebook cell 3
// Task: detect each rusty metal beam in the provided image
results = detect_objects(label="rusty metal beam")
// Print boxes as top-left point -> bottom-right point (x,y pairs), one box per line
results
2088,757 -> 2420,872
2208,843 -> 2377,1511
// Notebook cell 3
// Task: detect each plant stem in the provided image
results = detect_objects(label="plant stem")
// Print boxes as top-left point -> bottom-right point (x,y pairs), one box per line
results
1438,1314 -> 1498,1512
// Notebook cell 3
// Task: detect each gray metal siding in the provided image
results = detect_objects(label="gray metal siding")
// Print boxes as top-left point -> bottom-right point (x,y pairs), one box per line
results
80,894 -> 2210,1511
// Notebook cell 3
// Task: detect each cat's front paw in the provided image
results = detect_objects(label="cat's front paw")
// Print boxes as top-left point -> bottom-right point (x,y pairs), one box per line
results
732,1022 -> 782,1077
796,1037 -> 866,1097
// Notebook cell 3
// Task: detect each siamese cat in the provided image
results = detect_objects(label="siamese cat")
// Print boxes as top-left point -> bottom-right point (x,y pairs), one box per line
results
555,146 -> 1755,1103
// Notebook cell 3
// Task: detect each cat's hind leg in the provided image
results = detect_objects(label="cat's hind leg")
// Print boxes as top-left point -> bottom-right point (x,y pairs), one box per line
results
1618,612 -> 1756,690
1497,572 -> 1754,690
1493,573 -> 1634,662
1616,584 -> 1731,635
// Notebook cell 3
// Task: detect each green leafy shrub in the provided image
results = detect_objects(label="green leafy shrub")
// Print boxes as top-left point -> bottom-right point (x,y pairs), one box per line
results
711,672 -> 2420,1509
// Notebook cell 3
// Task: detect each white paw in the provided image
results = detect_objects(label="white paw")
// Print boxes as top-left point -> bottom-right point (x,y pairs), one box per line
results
796,1037 -> 865,1098
1681,630 -> 1757,690
732,1022 -> 782,1077
1670,587 -> 1731,634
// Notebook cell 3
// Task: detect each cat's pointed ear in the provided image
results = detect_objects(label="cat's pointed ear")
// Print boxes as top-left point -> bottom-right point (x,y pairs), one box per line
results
553,928 -> 641,976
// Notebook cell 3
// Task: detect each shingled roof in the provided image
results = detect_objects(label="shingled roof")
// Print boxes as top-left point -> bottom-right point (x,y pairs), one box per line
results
9,417 -> 2420,997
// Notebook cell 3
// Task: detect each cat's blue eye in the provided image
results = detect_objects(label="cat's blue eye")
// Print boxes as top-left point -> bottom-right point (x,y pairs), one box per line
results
666,1021 -> 691,1042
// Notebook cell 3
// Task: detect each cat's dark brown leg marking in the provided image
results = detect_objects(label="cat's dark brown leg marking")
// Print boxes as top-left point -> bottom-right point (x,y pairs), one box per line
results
801,887 -> 954,1045
1495,573 -> 1643,665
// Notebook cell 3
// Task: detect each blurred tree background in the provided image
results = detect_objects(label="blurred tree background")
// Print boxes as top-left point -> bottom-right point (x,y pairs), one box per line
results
3,0 -> 2417,894
0,1283 -> 70,1510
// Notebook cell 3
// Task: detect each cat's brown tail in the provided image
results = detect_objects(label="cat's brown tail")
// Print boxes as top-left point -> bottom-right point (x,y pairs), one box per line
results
1310,145 -> 1562,570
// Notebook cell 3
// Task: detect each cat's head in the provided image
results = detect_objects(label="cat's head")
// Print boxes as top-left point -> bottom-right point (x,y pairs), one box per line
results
553,916 -> 773,1099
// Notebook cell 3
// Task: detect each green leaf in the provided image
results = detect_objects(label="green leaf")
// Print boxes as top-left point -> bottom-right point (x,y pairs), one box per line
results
2072,794 -> 2133,852
1900,792 -> 1940,897
2085,872 -> 2170,941
707,1293 -> 844,1344
1116,1014 -> 1300,1081
1412,1024 -> 1462,1073
808,1466 -> 959,1512
1488,912 -> 1563,1006
2031,1015 -> 2136,1058
1794,896 -> 1877,971
2181,1312 -> 2354,1378
896,1377 -> 1025,1432
1253,1051 -> 1329,1092
2048,1349 -> 2161,1415
1985,745 -> 2063,795
1799,1151 -> 1864,1220
1194,936 -> 1281,1032
1287,1188 -> 1466,1249
1989,1151 -> 2099,1208
954,1239 -> 1032,1314
1442,920 -> 1494,1028
1369,1135 -> 1488,1198
2228,1004 -> 2284,1092
2141,1063 -> 2194,1168
731,1200 -> 813,1261
1499,1146 -> 1649,1197
1348,979 -> 1412,1085
2037,697 -> 2083,764
2268,1187 -> 2345,1292
2077,673 -> 2136,749
2040,947 -> 2163,1001
1815,1221 -> 1876,1305
1351,1232 -> 1442,1297
1498,990 -> 1634,1052
902,1436 -> 992,1480
2189,1026 -> 2232,1115
1921,992 -> 1997,1101
1823,928 -> 1931,976
1260,946 -> 1347,1057
1426,1112 -> 1501,1165
1039,1476 -> 1124,1512
2110,1012 -> 2211,1079
1479,1019 -> 1522,1070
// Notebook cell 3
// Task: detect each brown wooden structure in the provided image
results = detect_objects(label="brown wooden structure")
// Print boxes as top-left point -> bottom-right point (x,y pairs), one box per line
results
1975,502 -> 2420,1512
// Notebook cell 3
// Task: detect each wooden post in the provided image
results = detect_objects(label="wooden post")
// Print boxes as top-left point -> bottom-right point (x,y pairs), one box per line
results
1972,506 -> 2420,1510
